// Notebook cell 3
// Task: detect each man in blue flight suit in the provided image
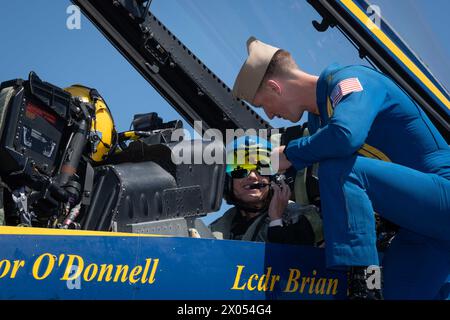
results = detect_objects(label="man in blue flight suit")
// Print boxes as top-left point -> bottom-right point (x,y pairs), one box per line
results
232,37 -> 450,299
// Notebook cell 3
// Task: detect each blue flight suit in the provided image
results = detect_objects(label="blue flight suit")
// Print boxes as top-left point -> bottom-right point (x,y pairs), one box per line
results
284,63 -> 450,299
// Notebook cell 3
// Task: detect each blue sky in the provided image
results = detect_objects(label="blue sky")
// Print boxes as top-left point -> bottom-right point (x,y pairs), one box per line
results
1,0 -> 449,225
369,0 -> 450,92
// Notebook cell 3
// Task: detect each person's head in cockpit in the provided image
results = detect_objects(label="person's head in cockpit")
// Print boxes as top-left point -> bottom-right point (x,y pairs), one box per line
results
223,135 -> 278,214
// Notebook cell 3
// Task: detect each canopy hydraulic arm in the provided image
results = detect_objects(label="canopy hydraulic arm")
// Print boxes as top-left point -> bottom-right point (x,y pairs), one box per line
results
72,0 -> 272,136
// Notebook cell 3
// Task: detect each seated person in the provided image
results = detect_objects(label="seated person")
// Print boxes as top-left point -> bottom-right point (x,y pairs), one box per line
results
209,135 -> 322,246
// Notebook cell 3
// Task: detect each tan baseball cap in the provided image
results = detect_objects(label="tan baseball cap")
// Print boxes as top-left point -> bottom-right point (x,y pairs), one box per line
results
232,37 -> 280,104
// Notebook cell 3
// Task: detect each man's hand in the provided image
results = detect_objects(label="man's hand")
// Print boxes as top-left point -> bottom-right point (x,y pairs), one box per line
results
268,179 -> 291,221
271,146 -> 292,173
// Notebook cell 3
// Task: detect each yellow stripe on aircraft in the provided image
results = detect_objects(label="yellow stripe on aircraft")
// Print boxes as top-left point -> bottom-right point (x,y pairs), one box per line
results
0,226 -> 169,238
340,0 -> 450,111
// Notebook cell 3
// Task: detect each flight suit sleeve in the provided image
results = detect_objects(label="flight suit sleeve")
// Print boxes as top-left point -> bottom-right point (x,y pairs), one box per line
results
284,71 -> 388,170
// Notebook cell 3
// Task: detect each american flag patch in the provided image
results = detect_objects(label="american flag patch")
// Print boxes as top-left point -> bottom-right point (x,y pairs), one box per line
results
330,78 -> 363,108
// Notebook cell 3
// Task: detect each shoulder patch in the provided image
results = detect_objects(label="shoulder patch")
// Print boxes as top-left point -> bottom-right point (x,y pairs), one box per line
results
330,77 -> 363,108
327,74 -> 334,83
